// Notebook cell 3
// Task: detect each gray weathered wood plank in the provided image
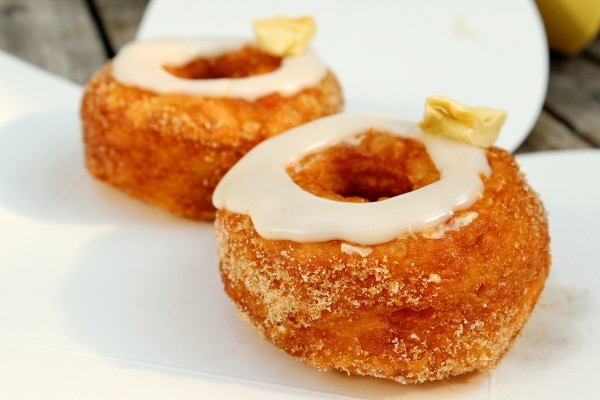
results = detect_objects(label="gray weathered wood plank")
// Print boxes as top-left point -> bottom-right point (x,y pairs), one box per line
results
584,34 -> 600,61
0,0 -> 106,84
516,110 -> 593,153
544,55 -> 600,147
92,0 -> 148,54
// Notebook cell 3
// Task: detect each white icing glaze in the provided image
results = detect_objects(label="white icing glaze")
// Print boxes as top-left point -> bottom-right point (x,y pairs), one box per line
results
111,38 -> 327,100
340,243 -> 373,258
422,211 -> 479,239
212,113 -> 491,245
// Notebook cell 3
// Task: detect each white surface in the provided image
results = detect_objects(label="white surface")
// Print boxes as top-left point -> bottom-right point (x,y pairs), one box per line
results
1,1 -> 597,396
137,0 -> 549,152
0,44 -> 599,399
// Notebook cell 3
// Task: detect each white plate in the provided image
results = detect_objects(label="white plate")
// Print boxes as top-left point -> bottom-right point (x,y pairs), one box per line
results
137,0 -> 548,152
0,43 -> 599,399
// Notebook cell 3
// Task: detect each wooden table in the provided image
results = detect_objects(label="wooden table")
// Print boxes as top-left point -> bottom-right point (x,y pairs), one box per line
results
0,0 -> 598,154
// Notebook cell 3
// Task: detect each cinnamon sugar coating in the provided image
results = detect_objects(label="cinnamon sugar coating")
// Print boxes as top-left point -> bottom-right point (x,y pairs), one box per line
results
80,46 -> 344,220
215,142 -> 550,384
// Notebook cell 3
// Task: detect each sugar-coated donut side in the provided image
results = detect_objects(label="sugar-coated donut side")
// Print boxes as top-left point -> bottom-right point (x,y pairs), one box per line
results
81,53 -> 343,220
215,147 -> 550,384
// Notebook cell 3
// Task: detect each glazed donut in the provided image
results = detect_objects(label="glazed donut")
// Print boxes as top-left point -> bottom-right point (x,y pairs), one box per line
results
81,36 -> 343,220
213,113 -> 551,383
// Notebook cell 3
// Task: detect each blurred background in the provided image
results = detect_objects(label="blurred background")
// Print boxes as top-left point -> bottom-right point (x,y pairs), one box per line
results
0,0 -> 597,154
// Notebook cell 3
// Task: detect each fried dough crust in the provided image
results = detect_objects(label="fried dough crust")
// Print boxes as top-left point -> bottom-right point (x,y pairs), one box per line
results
215,137 -> 550,384
80,46 -> 344,220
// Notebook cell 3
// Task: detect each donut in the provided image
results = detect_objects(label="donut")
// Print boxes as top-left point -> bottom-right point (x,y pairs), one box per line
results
212,110 -> 551,383
80,24 -> 344,220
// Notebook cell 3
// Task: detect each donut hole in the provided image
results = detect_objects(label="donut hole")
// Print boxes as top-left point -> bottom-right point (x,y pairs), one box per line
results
287,130 -> 441,203
163,45 -> 282,79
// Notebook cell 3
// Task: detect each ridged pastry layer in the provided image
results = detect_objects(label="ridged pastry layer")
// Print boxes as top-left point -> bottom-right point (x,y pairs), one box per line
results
215,141 -> 550,383
81,45 -> 344,220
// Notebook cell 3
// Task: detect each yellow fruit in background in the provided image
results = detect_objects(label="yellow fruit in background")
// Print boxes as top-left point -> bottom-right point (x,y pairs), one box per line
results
535,0 -> 600,55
